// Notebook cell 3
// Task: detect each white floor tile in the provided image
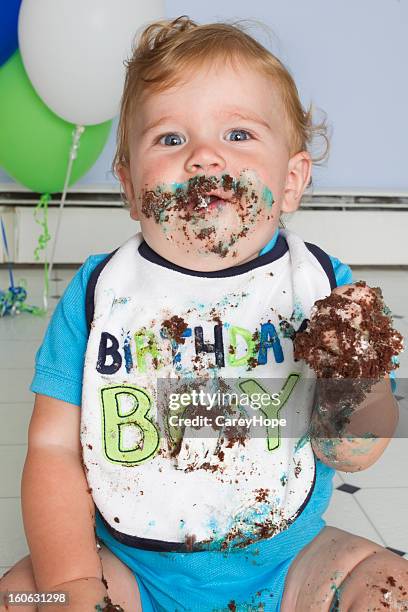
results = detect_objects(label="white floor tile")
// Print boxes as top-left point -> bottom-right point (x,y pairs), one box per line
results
323,489 -> 385,546
0,498 -> 29,567
1,341 -> 44,369
0,313 -> 50,342
0,266 -> 77,285
0,265 -> 77,341
333,471 -> 344,487
395,398 -> 408,438
339,438 -> 408,488
0,404 -> 32,445
355,488 -> 408,551
0,446 -> 27,498
0,370 -> 35,403
0,282 -> 61,299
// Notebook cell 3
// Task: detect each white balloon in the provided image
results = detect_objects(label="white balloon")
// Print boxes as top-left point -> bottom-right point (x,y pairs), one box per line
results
18,0 -> 165,125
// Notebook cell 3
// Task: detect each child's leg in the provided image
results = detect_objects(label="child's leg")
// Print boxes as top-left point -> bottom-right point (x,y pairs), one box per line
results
280,525 -> 408,611
0,543 -> 141,612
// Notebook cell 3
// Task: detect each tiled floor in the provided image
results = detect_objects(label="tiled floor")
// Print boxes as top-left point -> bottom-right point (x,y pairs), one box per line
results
0,264 -> 407,575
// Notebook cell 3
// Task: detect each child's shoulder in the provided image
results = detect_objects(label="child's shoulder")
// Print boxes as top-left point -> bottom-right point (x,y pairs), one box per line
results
326,253 -> 353,287
82,253 -> 110,281
64,253 -> 111,299
283,229 -> 353,288
56,253 -> 110,316
305,241 -> 353,288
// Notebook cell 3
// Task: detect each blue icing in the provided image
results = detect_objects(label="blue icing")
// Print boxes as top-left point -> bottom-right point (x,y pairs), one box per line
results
170,182 -> 185,192
294,433 -> 310,453
122,329 -> 133,374
261,185 -> 274,208
291,300 -> 305,322
207,517 -> 218,533
176,368 -> 196,380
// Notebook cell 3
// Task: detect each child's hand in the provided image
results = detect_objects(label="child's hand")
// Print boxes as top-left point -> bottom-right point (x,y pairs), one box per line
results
293,280 -> 404,382
293,280 -> 404,427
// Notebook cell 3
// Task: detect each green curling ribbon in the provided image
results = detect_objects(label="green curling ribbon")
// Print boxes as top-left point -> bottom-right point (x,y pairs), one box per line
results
32,193 -> 51,314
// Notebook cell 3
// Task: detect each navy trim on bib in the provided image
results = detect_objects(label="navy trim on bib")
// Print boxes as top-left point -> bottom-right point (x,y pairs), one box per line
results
96,508 -> 200,552
85,232 -> 289,330
138,232 -> 289,278
291,454 -> 316,520
95,456 -> 316,553
85,250 -> 118,333
305,242 -> 337,290
85,237 -> 337,334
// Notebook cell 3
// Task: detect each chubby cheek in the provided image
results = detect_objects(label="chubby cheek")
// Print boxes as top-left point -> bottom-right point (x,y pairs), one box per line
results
263,166 -> 287,202
133,151 -> 178,188
136,217 -> 162,245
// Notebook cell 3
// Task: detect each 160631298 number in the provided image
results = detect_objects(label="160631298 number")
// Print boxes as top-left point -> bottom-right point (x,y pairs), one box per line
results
0,590 -> 69,606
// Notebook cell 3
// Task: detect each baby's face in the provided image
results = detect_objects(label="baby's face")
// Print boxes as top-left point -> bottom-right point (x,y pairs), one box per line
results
119,58 -> 311,270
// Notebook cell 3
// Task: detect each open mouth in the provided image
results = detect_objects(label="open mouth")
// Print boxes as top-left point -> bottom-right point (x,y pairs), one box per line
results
194,194 -> 228,214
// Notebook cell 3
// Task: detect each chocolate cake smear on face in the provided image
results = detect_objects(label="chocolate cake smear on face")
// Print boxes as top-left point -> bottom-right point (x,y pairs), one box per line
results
140,171 -> 274,258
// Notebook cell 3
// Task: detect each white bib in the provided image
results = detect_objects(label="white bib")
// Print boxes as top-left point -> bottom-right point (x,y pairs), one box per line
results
81,229 -> 335,550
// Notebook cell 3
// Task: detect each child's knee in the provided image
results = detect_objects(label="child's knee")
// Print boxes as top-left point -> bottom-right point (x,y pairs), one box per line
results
0,555 -> 38,612
334,550 -> 408,611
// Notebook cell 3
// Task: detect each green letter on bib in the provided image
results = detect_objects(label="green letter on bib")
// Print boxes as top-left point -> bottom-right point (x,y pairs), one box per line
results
227,325 -> 256,367
238,373 -> 300,451
101,385 -> 160,465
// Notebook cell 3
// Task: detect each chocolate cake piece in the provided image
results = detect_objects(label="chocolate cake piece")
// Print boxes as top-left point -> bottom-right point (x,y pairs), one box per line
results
293,281 -> 404,410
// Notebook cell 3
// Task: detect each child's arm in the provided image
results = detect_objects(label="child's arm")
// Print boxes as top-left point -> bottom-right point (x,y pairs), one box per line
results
310,373 -> 399,472
21,393 -> 108,606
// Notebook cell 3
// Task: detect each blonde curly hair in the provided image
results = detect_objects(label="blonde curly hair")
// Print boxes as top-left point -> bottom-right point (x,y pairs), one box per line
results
113,15 -> 330,228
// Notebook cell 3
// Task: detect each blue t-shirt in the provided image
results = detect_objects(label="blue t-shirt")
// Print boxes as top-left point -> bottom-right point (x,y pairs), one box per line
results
30,231 -> 396,403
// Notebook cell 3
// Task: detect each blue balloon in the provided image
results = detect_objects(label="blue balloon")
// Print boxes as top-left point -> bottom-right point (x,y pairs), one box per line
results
0,0 -> 22,67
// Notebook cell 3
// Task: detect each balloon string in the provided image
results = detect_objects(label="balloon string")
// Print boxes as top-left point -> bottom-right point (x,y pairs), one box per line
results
33,193 -> 51,312
0,216 -> 15,289
47,124 -> 85,310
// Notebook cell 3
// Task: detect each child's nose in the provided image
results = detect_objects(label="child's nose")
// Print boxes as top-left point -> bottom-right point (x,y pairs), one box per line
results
186,161 -> 224,174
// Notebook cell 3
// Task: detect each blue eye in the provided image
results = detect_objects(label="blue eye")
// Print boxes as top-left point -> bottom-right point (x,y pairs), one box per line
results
157,132 -> 185,146
227,129 -> 252,142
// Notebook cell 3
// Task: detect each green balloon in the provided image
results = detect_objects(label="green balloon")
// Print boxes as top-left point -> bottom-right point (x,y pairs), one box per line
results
0,51 -> 112,193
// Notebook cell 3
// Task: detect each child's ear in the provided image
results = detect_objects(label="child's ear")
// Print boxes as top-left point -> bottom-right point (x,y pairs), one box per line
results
116,163 -> 139,220
281,151 -> 312,214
